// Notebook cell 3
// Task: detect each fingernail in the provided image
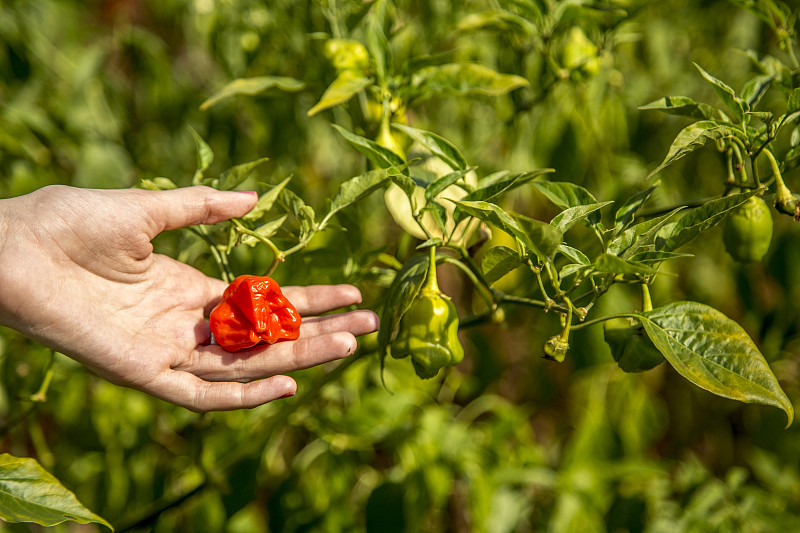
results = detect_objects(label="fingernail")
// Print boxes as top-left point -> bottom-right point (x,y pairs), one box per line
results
234,190 -> 258,197
279,391 -> 296,399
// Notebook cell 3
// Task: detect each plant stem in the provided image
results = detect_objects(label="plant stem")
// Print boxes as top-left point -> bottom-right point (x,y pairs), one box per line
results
232,219 -> 285,276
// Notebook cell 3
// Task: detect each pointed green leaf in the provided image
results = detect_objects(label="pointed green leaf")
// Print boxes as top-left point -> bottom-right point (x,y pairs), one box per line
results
324,168 -> 392,223
391,123 -> 467,170
456,10 -> 536,35
218,157 -> 269,191
789,88 -> 800,115
613,183 -> 660,236
466,169 -> 554,203
551,201 -> 614,232
189,127 -> 213,185
307,71 -> 373,117
608,208 -> 684,257
639,96 -> 715,119
200,76 -> 305,111
425,168 -> 474,201
531,181 -> 598,208
656,190 -> 758,252
241,216 -> 288,246
640,302 -> 793,427
648,120 -> 729,178
594,253 -> 660,276
378,253 -> 430,356
0,454 -> 112,529
244,176 -> 291,221
332,124 -> 405,169
694,63 -> 746,122
481,245 -> 523,285
629,250 -> 693,264
741,75 -> 774,108
411,63 -> 529,97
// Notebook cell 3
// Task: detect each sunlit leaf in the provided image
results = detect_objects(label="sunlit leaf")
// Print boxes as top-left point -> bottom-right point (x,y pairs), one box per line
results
613,182 -> 660,236
465,169 -> 554,203
425,168 -> 474,201
391,123 -> 467,170
694,63 -> 746,122
189,127 -> 213,185
594,253 -> 660,276
240,216 -> 288,246
481,245 -> 523,285
244,176 -> 291,221
200,76 -> 305,111
411,63 -> 529,98
218,157 -> 269,191
0,454 -> 112,530
332,124 -> 405,169
647,120 -> 729,178
551,201 -> 614,232
324,168 -> 393,224
138,177 -> 177,190
640,302 -> 794,427
378,253 -> 430,357
307,71 -> 372,117
639,96 -> 715,119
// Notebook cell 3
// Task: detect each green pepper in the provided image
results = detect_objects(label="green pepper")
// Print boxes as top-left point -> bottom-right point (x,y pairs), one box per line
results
722,195 -> 773,263
390,247 -> 464,379
603,317 -> 664,373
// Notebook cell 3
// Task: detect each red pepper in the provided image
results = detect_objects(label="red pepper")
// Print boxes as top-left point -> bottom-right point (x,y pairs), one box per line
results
210,275 -> 301,352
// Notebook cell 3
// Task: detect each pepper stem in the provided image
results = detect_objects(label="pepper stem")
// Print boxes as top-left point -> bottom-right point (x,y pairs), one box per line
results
423,245 -> 439,293
641,283 -> 653,313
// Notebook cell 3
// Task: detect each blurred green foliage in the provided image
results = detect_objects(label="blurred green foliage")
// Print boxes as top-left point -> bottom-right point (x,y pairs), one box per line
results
2,0 -> 800,531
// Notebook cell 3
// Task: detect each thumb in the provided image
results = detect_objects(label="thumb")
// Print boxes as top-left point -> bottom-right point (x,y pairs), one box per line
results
142,186 -> 258,237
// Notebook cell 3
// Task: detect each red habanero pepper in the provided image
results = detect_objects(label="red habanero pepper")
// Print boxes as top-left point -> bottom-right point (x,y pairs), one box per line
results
210,275 -> 301,352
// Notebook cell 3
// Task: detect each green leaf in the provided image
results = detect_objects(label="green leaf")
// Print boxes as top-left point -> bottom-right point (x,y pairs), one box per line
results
694,63 -> 746,123
411,63 -> 529,98
244,176 -> 291,221
332,124 -> 405,169
647,120 -> 729,178
200,76 -> 305,111
481,245 -> 523,285
324,168 -> 392,223
240,216 -> 287,246
656,190 -> 757,252
639,96 -> 715,119
391,123 -> 467,170
594,253 -> 660,276
456,10 -> 536,35
189,127 -> 213,185
0,454 -> 112,530
511,212 -> 564,261
531,181 -> 598,208
217,157 -> 269,191
138,177 -> 177,190
608,208 -> 684,257
551,201 -> 613,232
640,302 -> 793,427
788,88 -> 800,115
425,168 -> 474,201
465,169 -> 554,204
307,71 -> 373,117
378,253 -> 431,357
741,75 -> 774,108
629,250 -> 693,264
613,183 -> 660,236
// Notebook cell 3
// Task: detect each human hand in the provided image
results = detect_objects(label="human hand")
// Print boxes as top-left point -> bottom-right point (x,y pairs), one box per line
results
0,185 -> 380,411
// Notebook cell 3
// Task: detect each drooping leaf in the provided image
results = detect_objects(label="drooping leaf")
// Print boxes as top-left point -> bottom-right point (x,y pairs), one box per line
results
217,157 -> 269,191
0,454 -> 112,530
640,302 -> 794,427
639,96 -> 715,119
391,123 -> 467,170
788,87 -> 800,115
613,182 -> 660,236
378,253 -> 430,357
655,190 -> 757,252
456,10 -> 536,35
307,71 -> 373,117
411,63 -> 529,98
200,76 -> 305,111
694,63 -> 746,123
629,250 -> 693,264
511,212 -> 563,261
531,180 -> 598,208
551,201 -> 614,232
332,124 -> 406,169
647,120 -> 729,178
608,208 -> 685,257
244,176 -> 292,221
189,127 -> 213,185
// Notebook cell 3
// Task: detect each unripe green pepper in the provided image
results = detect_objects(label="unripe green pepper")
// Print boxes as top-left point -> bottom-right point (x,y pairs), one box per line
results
390,247 -> 464,378
603,318 -> 664,373
722,196 -> 773,263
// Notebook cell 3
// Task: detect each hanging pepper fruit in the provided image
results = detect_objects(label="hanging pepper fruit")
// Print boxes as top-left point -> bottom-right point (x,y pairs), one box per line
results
210,275 -> 301,352
390,247 -> 464,379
